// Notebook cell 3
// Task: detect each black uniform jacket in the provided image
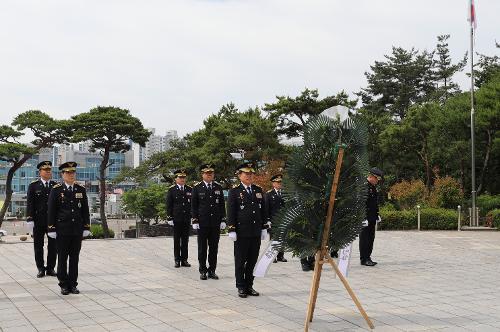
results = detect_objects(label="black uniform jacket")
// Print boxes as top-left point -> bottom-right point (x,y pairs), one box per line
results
366,182 -> 379,222
26,179 -> 57,230
265,188 -> 284,221
47,182 -> 90,236
166,184 -> 192,222
227,183 -> 269,238
191,181 -> 226,227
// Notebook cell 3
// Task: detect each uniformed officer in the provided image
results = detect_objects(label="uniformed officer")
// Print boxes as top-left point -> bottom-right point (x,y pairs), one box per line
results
47,162 -> 91,295
191,164 -> 226,280
359,167 -> 383,266
26,161 -> 57,278
166,169 -> 192,268
265,174 -> 287,263
227,162 -> 270,298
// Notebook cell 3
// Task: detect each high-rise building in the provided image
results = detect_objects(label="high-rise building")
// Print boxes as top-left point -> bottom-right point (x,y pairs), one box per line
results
142,128 -> 178,160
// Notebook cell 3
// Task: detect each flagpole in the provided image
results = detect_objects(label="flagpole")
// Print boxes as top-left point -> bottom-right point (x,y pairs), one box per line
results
469,21 -> 477,226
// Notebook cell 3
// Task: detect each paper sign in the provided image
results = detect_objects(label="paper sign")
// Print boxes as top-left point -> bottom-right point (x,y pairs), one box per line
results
253,241 -> 280,277
337,242 -> 353,278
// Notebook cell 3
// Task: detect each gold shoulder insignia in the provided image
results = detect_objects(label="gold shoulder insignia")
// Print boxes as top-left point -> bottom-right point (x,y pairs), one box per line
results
31,179 -> 39,184
53,183 -> 62,188
253,184 -> 262,188
169,184 -> 176,189
74,182 -> 84,188
266,189 -> 272,193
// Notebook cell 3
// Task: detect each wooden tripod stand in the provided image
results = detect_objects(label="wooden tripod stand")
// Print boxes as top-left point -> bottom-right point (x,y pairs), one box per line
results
304,147 -> 374,331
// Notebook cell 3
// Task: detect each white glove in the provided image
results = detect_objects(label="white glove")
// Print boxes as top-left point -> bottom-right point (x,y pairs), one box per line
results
83,230 -> 92,237
228,232 -> 237,241
362,220 -> 368,227
192,223 -> 200,230
27,221 -> 34,232
377,216 -> 382,223
48,232 -> 57,239
220,222 -> 227,230
261,229 -> 269,241
167,220 -> 174,226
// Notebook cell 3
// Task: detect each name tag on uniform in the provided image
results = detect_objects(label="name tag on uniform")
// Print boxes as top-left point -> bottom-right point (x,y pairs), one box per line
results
75,193 -> 83,198
256,193 -> 262,199
216,199 -> 219,203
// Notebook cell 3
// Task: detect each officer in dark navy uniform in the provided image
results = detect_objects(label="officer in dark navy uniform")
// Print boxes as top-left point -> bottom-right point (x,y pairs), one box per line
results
166,169 -> 192,268
227,162 -> 270,298
47,162 -> 91,295
359,167 -> 383,266
191,164 -> 226,280
26,161 -> 57,278
265,174 -> 287,263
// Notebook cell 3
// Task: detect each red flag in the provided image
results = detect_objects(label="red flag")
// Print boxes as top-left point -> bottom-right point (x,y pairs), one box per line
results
468,0 -> 477,30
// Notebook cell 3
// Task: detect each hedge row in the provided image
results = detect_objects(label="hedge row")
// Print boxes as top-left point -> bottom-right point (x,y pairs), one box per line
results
89,224 -> 115,239
486,209 -> 500,229
378,208 -> 459,230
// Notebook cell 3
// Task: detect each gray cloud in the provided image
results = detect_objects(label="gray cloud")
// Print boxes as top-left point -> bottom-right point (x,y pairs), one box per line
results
1,0 -> 498,137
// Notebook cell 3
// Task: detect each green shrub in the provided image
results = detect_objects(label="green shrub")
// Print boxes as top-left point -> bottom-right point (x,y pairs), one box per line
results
428,176 -> 463,209
486,209 -> 500,229
90,224 -> 115,239
379,208 -> 457,230
476,195 -> 500,213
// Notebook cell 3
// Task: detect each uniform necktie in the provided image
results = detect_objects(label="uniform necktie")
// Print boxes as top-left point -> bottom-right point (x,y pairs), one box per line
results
68,186 -> 73,192
208,183 -> 212,191
247,186 -> 252,195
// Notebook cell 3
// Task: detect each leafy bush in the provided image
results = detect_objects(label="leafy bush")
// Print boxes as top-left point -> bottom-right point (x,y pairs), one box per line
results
379,208 -> 458,230
428,176 -> 463,209
389,179 -> 427,210
486,209 -> 500,229
90,224 -> 115,239
477,195 -> 500,214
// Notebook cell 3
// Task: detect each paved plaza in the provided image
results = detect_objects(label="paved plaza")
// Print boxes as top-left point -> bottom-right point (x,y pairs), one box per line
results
1,231 -> 500,332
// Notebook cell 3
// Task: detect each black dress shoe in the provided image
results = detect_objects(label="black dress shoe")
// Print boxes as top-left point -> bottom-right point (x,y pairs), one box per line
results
361,259 -> 377,266
70,287 -> 80,294
246,288 -> 260,296
37,269 -> 45,278
207,271 -> 219,280
60,288 -> 70,295
200,273 -> 207,280
175,261 -> 181,268
301,264 -> 311,272
46,269 -> 57,277
181,261 -> 191,267
238,289 -> 247,298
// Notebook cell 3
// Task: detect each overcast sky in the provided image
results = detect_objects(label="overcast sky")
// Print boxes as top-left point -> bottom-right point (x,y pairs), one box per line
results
1,0 -> 499,138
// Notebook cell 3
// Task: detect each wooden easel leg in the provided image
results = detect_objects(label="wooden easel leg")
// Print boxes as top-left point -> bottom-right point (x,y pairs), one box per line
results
326,256 -> 374,329
304,251 -> 323,331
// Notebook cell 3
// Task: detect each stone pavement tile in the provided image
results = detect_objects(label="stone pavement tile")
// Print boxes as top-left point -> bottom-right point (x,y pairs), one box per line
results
71,325 -> 108,332
128,316 -> 165,328
101,320 -> 142,330
2,325 -> 38,332
142,324 -> 180,332
91,313 -> 125,324
168,318 -> 207,331
34,321 -> 68,331
1,318 -> 33,329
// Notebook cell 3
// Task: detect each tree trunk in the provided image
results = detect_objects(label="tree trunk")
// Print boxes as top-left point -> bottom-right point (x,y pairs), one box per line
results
477,129 -> 493,195
99,149 -> 111,238
0,155 -> 32,228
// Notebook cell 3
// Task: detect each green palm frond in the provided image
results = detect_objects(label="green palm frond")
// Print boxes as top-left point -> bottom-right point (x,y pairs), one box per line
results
273,115 -> 369,257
